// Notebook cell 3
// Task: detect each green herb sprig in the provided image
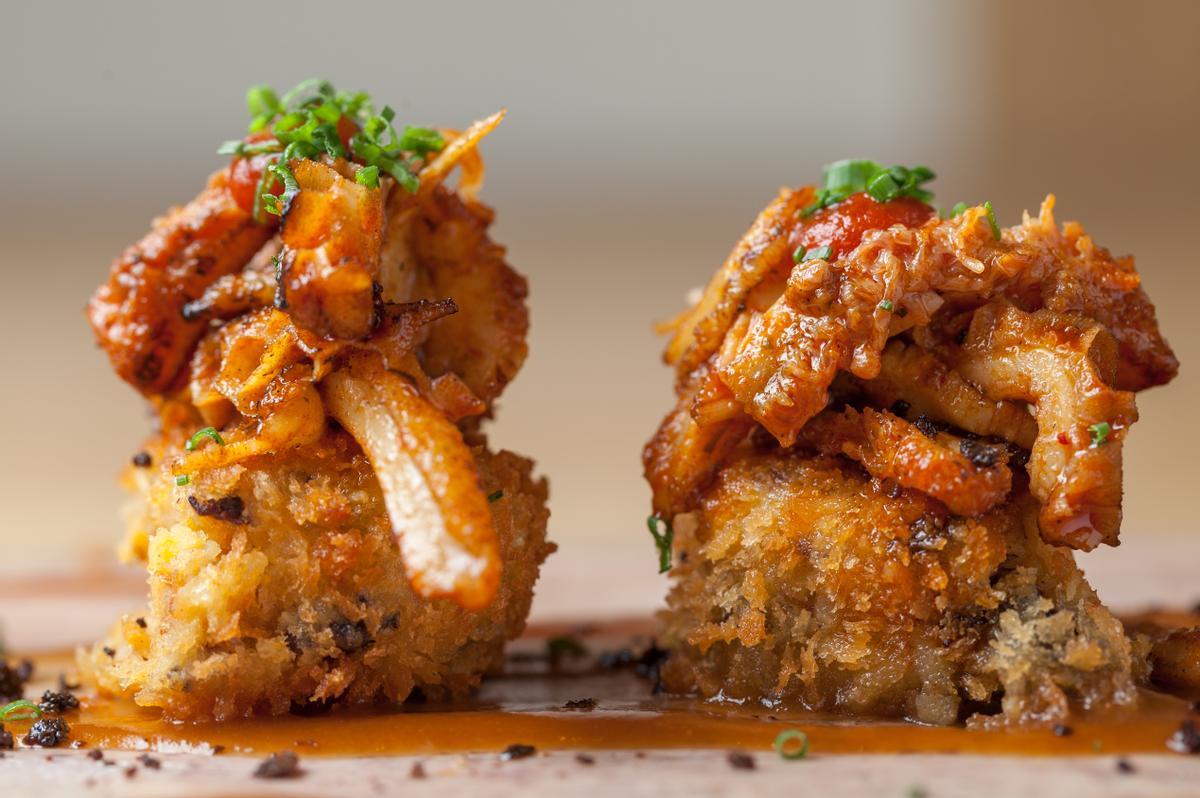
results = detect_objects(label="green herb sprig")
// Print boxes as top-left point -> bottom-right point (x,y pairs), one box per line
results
646,515 -> 674,574
185,427 -> 225,452
0,699 -> 41,722
802,159 -> 935,216
218,80 -> 446,222
487,490 -> 505,503
1089,421 -> 1111,447
773,729 -> 810,760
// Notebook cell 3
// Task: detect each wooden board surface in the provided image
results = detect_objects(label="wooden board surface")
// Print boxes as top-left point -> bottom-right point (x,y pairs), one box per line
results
2,539 -> 1199,796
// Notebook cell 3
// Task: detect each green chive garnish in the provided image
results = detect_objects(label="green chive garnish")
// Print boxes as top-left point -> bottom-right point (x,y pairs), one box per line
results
185,427 -> 225,452
1089,421 -> 1111,447
806,245 -> 832,261
175,475 -> 190,487
487,490 -> 504,503
878,299 -> 895,312
949,201 -> 969,218
356,165 -> 380,188
984,201 -> 1001,240
801,159 -> 936,216
646,515 -> 674,574
773,729 -> 809,760
0,699 -> 41,722
792,246 -> 807,264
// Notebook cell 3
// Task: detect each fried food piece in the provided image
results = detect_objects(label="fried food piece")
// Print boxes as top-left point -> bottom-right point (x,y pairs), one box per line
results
87,169 -> 274,394
951,303 -> 1137,550
659,450 -> 1136,726
797,406 -> 1012,517
82,428 -> 552,720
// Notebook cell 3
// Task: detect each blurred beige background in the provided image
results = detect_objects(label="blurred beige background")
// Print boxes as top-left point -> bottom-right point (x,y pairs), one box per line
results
1,1 -> 1196,588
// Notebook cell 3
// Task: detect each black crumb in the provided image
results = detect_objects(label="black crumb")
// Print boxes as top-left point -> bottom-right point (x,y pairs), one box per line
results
1116,758 -> 1136,774
0,659 -> 33,702
39,689 -> 80,714
254,751 -> 303,779
564,698 -> 597,711
500,743 -> 537,761
138,754 -> 162,770
211,745 -> 226,755
890,399 -> 912,418
24,717 -> 70,748
87,748 -> 104,761
1052,723 -> 1074,737
188,494 -> 249,524
58,674 -> 81,692
575,753 -> 596,766
1167,718 -> 1200,754
330,619 -> 371,654
102,647 -> 116,658
124,766 -> 138,779
410,761 -> 427,779
131,451 -> 153,468
727,751 -> 756,771
135,617 -> 147,629
0,725 -> 13,750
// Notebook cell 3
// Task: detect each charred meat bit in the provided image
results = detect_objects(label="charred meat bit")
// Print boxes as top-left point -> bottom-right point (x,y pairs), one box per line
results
1168,718 -> 1200,754
500,743 -> 537,761
131,451 -> 152,468
727,751 -> 756,771
330,620 -> 371,654
38,690 -> 80,714
254,751 -> 303,779
0,659 -> 32,702
187,494 -> 248,524
958,438 -> 1001,468
24,717 -> 71,748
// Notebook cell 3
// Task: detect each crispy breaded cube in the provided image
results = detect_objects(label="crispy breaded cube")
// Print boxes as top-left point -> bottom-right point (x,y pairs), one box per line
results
659,450 -> 1136,726
81,430 -> 553,720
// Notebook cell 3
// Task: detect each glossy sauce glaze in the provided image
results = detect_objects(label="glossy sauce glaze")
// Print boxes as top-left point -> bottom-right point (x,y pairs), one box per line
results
8,619 -> 1197,759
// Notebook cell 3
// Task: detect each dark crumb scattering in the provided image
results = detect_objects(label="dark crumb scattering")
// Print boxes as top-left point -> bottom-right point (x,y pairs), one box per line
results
959,438 -> 1001,468
500,743 -> 537,761
187,494 -> 249,524
1052,723 -> 1074,737
575,753 -> 596,765
410,762 -> 427,779
0,725 -> 13,750
39,689 -> 80,714
0,659 -> 33,702
131,451 -> 152,468
913,414 -> 945,439
1168,718 -> 1200,754
138,754 -> 162,770
727,751 -> 756,771
87,748 -> 104,760
1116,758 -> 1136,774
24,717 -> 70,748
254,751 -> 303,779
564,698 -> 597,711
135,617 -> 147,629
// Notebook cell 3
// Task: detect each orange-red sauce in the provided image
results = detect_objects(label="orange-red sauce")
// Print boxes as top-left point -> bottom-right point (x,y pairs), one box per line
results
8,627 -> 1194,759
792,192 -> 935,259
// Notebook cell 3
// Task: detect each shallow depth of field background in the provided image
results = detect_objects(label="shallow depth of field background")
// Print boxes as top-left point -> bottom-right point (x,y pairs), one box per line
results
1,1 -> 1197,591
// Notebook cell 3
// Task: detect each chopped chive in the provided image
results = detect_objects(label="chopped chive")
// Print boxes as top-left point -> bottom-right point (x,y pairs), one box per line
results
878,299 -> 895,312
805,245 -> 833,261
983,201 -> 1001,240
792,245 -> 807,264
356,165 -> 380,188
487,489 -> 504,503
1088,421 -> 1111,447
185,427 -> 225,452
949,201 -> 969,218
175,475 -> 190,487
773,729 -> 809,760
0,699 -> 41,721
802,159 -> 937,216
646,515 -> 674,574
